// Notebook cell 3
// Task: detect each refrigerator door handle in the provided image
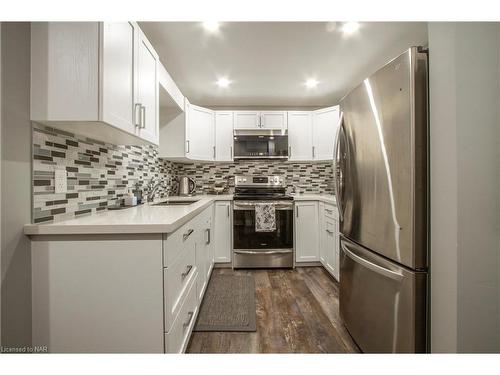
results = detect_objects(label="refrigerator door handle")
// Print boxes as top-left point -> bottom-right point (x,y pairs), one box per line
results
334,112 -> 345,221
342,244 -> 404,281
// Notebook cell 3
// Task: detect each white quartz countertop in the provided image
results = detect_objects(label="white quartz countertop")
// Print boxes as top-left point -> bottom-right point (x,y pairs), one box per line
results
291,194 -> 337,205
24,193 -> 336,236
24,195 -> 233,236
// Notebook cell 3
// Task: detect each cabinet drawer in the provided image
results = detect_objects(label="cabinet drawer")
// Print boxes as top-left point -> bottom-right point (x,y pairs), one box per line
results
324,204 -> 338,220
164,276 -> 198,353
163,219 -> 197,267
164,242 -> 196,331
325,219 -> 336,235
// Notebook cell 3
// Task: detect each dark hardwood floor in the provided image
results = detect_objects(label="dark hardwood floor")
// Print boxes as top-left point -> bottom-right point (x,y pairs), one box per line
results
186,267 -> 360,353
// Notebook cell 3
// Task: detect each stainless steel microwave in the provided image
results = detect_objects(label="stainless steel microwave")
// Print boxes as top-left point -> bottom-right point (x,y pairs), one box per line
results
233,130 -> 288,159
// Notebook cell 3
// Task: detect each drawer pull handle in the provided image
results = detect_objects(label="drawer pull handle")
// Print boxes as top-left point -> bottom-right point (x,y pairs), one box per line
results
181,265 -> 193,279
326,229 -> 334,234
183,311 -> 194,329
205,228 -> 211,245
183,229 -> 194,241
325,209 -> 333,214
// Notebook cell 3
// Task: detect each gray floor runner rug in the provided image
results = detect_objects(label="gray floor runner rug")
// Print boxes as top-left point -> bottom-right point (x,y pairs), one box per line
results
194,274 -> 257,332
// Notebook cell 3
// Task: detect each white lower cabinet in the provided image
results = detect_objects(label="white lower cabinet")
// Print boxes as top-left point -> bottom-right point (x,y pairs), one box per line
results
318,203 -> 340,281
31,234 -> 165,353
164,275 -> 199,353
163,238 -> 196,331
164,204 -> 215,353
295,201 -> 320,263
296,200 -> 340,280
214,201 -> 232,263
31,203 -> 221,354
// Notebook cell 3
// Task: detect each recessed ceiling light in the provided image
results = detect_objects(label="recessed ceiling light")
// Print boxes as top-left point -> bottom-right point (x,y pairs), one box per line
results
216,77 -> 231,88
305,78 -> 319,89
341,22 -> 360,35
202,21 -> 220,32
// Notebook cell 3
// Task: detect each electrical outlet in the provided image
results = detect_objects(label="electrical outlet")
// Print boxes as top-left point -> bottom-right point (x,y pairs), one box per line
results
54,169 -> 67,194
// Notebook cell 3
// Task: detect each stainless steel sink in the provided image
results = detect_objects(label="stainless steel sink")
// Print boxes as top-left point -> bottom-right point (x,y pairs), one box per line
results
152,200 -> 199,206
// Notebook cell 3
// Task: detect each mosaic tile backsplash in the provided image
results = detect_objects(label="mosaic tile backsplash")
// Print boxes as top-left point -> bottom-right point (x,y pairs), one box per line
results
32,124 -> 333,223
169,160 -> 334,196
32,124 -> 174,223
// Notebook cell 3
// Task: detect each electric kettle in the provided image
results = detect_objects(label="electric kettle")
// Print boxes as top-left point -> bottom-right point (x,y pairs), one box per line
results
178,176 -> 196,196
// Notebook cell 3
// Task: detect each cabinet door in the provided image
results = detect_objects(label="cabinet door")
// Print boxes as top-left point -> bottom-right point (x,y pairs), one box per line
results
233,111 -> 261,129
195,230 -> 207,302
101,22 -> 137,135
318,203 -> 327,265
205,215 -> 214,279
136,29 -> 159,144
288,111 -> 313,161
214,202 -> 231,263
295,201 -> 319,262
215,111 -> 234,161
260,111 -> 287,130
324,218 -> 336,276
312,106 -> 339,160
187,104 -> 215,161
333,217 -> 340,281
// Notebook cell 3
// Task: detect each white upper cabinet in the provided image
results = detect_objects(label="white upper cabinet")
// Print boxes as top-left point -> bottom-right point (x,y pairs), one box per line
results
233,111 -> 261,129
287,111 -> 313,161
136,29 -> 159,144
31,22 -> 159,145
233,111 -> 287,130
215,111 -> 234,162
101,22 -> 136,135
186,101 -> 215,161
312,105 -> 340,160
260,111 -> 288,130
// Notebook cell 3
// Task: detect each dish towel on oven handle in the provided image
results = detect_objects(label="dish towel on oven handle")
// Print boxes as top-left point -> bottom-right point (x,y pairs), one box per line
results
255,203 -> 276,232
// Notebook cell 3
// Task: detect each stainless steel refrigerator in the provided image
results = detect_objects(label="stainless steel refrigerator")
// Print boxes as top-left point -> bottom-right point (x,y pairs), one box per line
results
335,47 -> 428,353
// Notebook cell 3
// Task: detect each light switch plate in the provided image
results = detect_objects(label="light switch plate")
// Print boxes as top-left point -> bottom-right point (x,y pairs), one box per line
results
54,169 -> 67,194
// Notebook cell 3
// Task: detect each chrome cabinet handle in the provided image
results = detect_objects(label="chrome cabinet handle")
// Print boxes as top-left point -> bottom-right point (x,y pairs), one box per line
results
288,146 -> 291,157
186,140 -> 190,153
227,205 -> 230,217
205,228 -> 211,244
140,105 -> 146,129
230,146 -> 233,159
134,103 -> 142,127
213,146 -> 216,158
326,229 -> 334,234
296,206 -> 299,218
312,146 -> 316,158
183,228 -> 194,241
183,311 -> 194,329
181,264 -> 193,279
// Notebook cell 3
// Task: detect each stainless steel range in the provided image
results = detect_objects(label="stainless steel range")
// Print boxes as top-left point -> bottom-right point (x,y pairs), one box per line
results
232,175 -> 294,268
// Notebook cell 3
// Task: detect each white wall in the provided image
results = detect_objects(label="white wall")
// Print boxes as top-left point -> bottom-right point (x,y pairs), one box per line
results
0,22 -> 32,349
429,22 -> 500,353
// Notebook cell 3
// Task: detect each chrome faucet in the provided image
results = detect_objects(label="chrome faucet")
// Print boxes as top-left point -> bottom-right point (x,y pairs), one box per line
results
146,180 -> 164,203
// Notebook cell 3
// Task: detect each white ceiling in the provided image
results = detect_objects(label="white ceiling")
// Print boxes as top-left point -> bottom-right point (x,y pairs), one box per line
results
139,22 -> 428,108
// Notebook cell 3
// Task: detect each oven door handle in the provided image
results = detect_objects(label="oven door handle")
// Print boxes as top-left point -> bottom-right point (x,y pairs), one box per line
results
233,202 -> 293,210
234,249 -> 293,255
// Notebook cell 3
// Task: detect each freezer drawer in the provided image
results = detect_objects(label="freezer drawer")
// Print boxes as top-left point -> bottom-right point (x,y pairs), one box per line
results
339,236 -> 427,353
